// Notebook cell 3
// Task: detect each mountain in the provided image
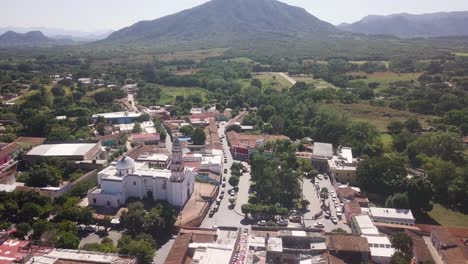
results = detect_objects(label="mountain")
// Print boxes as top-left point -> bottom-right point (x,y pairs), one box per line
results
0,31 -> 73,47
0,27 -> 113,42
102,0 -> 339,46
338,11 -> 468,38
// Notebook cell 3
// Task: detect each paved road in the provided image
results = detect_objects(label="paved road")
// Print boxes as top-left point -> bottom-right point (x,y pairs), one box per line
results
279,72 -> 297,85
201,122 -> 248,228
303,176 -> 350,232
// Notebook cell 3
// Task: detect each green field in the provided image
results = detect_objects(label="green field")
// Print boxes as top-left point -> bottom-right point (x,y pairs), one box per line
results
426,204 -> 468,228
349,71 -> 421,91
159,86 -> 208,104
253,72 -> 293,91
293,76 -> 337,90
380,133 -> 393,153
322,102 -> 433,132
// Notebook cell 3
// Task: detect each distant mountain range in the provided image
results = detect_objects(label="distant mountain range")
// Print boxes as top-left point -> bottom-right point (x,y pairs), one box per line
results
0,27 -> 113,42
338,11 -> 468,38
102,0 -> 339,46
0,31 -> 75,47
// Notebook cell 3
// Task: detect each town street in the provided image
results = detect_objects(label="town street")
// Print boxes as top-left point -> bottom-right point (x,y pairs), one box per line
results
201,122 -> 248,228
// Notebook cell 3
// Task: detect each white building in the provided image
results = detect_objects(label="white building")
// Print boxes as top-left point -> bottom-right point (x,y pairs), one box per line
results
328,146 -> 359,185
369,207 -> 415,226
88,138 -> 195,208
363,235 -> 396,264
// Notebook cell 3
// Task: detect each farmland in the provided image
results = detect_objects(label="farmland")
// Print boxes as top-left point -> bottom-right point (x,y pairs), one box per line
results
349,71 -> 422,91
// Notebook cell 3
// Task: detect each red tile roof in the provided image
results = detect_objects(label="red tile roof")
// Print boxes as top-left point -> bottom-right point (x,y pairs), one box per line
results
0,142 -> 20,159
326,234 -> 370,253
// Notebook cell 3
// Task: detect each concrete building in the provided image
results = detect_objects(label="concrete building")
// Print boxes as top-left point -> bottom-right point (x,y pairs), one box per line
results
328,146 -> 359,185
369,207 -> 415,226
326,234 -> 371,264
26,249 -> 136,264
312,142 -> 333,172
24,141 -> 102,162
226,131 -> 289,161
92,111 -> 142,124
363,235 -> 396,264
88,138 -> 195,208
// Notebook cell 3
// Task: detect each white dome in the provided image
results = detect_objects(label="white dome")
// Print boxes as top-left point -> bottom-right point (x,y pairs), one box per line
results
116,155 -> 135,172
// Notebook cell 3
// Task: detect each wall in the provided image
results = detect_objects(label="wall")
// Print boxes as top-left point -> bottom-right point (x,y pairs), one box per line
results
51,169 -> 98,200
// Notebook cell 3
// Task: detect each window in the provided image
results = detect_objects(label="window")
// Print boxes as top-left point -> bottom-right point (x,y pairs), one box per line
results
133,181 -> 136,186
93,198 -> 96,204
107,201 -> 110,206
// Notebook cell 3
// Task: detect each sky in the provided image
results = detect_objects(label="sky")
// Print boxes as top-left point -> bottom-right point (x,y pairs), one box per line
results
1,0 -> 468,32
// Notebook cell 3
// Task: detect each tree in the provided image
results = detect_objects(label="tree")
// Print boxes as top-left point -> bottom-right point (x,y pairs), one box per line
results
132,123 -> 143,133
301,199 -> 310,210
269,115 -> 284,134
387,121 -> 405,134
82,237 -> 117,253
120,202 -> 146,236
331,228 -> 347,233
390,232 -> 413,255
192,127 -> 206,145
404,117 -> 421,133
14,222 -> 31,239
229,176 -> 239,189
179,125 -> 194,137
339,121 -> 381,157
251,78 -> 262,89
406,177 -> 433,213
56,231 -> 80,249
385,193 -> 409,209
357,156 -> 407,195
390,252 -> 411,264
320,187 -> 329,199
118,235 -> 155,264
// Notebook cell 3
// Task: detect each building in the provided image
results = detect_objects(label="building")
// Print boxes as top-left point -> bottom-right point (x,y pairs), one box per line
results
351,214 -> 380,236
93,134 -> 121,147
363,235 -> 396,264
328,146 -> 358,185
205,119 -> 222,150
92,111 -> 142,124
326,234 -> 371,264
226,131 -> 289,161
26,249 -> 136,264
88,138 -> 195,208
312,142 -> 333,172
405,230 -> 434,264
134,151 -> 171,169
165,227 -> 240,264
130,133 -> 160,145
369,207 -> 415,226
24,141 -> 102,162
430,226 -> 468,264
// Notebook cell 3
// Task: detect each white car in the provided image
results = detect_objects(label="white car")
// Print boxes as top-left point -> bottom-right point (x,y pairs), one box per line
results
331,217 -> 338,224
316,174 -> 323,180
314,222 -> 324,228
258,220 -> 267,226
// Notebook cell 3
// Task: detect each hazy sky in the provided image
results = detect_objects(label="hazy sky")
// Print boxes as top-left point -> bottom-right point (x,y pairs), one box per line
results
2,0 -> 468,32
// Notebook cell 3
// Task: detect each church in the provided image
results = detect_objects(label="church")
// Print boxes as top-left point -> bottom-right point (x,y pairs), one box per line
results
88,138 -> 195,208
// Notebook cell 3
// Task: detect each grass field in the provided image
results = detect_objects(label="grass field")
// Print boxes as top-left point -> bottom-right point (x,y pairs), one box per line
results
380,133 -> 393,153
253,72 -> 293,91
321,102 -> 433,132
293,76 -> 337,90
159,86 -> 208,104
426,204 -> 468,228
349,71 -> 421,91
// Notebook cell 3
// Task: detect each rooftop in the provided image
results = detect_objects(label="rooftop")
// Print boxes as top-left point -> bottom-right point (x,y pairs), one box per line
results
353,215 -> 379,236
363,235 -> 395,258
369,207 -> 415,221
26,142 -> 99,157
92,111 -> 142,119
27,249 -> 136,264
326,234 -> 370,253
313,142 -> 333,158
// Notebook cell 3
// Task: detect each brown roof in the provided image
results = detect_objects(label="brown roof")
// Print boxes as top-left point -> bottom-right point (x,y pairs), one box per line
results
165,233 -> 192,264
126,144 -> 170,159
205,119 -> 222,150
345,200 -> 361,215
431,226 -> 468,263
93,133 -> 120,142
226,131 -> 289,149
0,142 -> 21,158
337,187 -> 358,198
326,234 -> 370,253
14,137 -> 46,146
405,230 -> 434,263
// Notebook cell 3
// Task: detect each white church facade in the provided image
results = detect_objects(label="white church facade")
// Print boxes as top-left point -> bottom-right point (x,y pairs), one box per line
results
88,138 -> 195,208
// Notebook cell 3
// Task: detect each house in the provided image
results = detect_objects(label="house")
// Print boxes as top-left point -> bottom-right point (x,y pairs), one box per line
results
92,111 -> 142,124
226,131 -> 289,161
88,138 -> 195,208
27,248 -> 136,264
312,142 -> 333,172
131,133 -> 160,145
363,235 -> 396,264
24,141 -> 103,162
430,226 -> 468,264
369,207 -> 415,226
0,142 -> 21,167
93,133 -> 121,147
405,230 -> 434,264
328,146 -> 359,185
326,234 -> 371,264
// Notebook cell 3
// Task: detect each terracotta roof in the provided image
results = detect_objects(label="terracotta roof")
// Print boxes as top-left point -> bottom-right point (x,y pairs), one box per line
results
165,233 -> 192,264
431,226 -> 468,263
326,234 -> 370,253
14,137 -> 46,146
126,144 -> 169,160
345,200 -> 362,215
0,142 -> 20,158
205,119 -> 222,150
405,230 -> 434,263
226,131 -> 289,149
131,133 -> 160,141
337,187 -> 358,199
93,133 -> 120,142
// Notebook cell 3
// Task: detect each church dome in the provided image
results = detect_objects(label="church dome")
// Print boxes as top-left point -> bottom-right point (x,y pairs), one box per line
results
116,154 -> 135,173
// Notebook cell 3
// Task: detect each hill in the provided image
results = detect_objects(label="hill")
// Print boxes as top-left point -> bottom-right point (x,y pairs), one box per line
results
0,31 -> 73,47
102,0 -> 339,46
338,11 -> 468,38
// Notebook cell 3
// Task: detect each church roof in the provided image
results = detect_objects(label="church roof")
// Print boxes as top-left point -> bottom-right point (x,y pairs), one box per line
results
116,155 -> 135,171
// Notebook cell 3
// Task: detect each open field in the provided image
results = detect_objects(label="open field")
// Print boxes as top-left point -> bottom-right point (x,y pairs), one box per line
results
454,52 -> 468,57
426,204 -> 468,228
349,71 -> 421,91
156,48 -> 227,61
224,57 -> 254,64
321,102 -> 434,132
159,86 -> 208,104
293,76 -> 337,90
380,133 -> 393,153
253,72 -> 293,91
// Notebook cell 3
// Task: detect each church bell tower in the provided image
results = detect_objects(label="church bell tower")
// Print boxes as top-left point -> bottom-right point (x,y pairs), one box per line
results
170,138 -> 185,182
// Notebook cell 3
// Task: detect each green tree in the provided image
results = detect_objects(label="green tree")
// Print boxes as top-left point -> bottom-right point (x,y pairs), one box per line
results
14,222 -> 31,239
118,235 -> 155,264
121,202 -> 145,236
357,156 -> 407,195
385,193 -> 409,209
390,232 -> 413,255
390,252 -> 411,264
404,117 -> 421,133
179,125 -> 194,137
320,187 -> 329,199
229,176 -> 240,188
132,123 -> 143,133
387,121 -> 405,134
56,231 -> 80,249
406,177 -> 433,213
192,127 -> 206,145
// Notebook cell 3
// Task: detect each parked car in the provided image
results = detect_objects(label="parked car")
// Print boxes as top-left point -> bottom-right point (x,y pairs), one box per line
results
277,220 -> 288,226
258,220 -> 267,226
214,205 -> 219,212
324,174 -> 328,179
289,215 -> 301,223
208,210 -> 215,217
314,222 -> 324,228
84,225 -> 97,232
224,159 -> 227,163
336,212 -> 342,219
224,169 -> 227,174
331,217 -> 338,224
317,174 -> 323,180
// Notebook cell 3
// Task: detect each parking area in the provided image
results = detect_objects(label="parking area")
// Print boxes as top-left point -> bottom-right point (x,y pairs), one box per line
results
79,229 -> 122,247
